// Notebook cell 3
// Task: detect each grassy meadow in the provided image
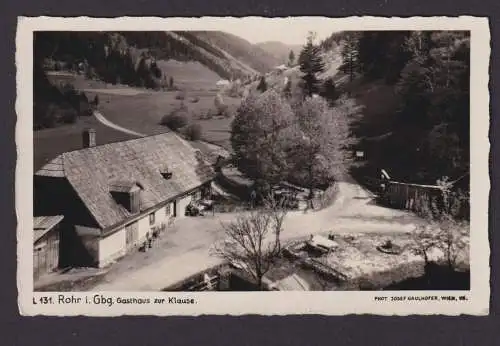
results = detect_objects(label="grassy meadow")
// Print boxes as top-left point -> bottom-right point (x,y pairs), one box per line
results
36,63 -> 243,170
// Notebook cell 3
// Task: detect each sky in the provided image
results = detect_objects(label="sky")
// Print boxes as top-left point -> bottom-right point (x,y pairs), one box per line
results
210,19 -> 339,45
159,17 -> 342,45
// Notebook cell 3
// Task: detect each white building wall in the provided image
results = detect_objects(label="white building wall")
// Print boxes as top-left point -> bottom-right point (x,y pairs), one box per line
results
137,216 -> 150,241
176,194 -> 192,218
96,188 -> 202,267
98,227 -> 126,267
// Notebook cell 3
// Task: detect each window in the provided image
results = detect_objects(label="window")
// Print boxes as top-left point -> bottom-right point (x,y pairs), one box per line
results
149,212 -> 155,225
165,203 -> 171,216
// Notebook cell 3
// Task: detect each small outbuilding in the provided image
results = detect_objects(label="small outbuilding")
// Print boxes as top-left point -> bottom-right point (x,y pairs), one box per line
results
33,215 -> 64,279
270,273 -> 311,291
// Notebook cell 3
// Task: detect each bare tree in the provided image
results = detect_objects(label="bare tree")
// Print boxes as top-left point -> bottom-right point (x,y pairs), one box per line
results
408,223 -> 439,266
212,208 -> 284,289
433,178 -> 470,271
263,192 -> 289,253
409,176 -> 470,272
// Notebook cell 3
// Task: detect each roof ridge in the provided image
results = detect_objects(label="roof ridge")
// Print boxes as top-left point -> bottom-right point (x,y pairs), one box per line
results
57,130 -> 172,156
58,130 -> 215,230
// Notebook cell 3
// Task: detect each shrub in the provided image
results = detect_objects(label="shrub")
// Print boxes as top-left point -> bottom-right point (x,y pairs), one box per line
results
214,93 -> 231,117
228,82 -> 243,98
43,103 -> 78,126
160,111 -> 189,131
183,123 -> 203,141
175,90 -> 186,100
190,96 -> 200,103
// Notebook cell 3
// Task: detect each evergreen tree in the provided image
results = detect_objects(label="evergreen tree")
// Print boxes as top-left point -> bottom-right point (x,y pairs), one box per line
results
257,75 -> 268,92
357,31 -> 411,83
136,56 -> 147,87
150,60 -> 162,78
288,50 -> 295,66
283,78 -> 292,98
319,77 -> 337,105
298,32 -> 325,97
394,31 -> 470,180
339,32 -> 360,82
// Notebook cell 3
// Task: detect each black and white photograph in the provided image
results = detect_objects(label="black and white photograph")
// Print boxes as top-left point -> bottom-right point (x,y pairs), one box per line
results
17,16 -> 490,316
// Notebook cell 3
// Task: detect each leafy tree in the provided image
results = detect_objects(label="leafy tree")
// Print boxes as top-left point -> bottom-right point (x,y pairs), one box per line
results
257,75 -> 268,92
288,50 -> 295,66
298,32 -> 325,97
289,96 -> 359,202
231,90 -> 295,187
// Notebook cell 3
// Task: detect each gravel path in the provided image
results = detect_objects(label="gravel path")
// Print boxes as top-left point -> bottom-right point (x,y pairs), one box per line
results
92,180 -> 421,291
93,110 -> 146,137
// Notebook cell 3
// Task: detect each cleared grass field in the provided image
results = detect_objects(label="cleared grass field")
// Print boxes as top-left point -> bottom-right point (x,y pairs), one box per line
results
36,69 -> 240,169
34,116 -> 138,171
87,88 -> 241,149
156,60 -> 222,91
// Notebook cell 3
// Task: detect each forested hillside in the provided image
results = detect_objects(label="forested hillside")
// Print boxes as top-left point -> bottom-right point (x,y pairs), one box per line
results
35,31 -> 269,85
33,31 -> 281,130
321,30 -> 470,184
256,41 -> 302,64
189,31 -> 281,73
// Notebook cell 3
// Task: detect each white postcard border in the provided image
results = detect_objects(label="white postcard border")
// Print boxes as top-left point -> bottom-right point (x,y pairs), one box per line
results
16,16 -> 490,316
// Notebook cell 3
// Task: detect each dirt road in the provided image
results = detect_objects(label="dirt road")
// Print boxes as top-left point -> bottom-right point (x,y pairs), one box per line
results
93,110 -> 146,137
92,179 -> 421,291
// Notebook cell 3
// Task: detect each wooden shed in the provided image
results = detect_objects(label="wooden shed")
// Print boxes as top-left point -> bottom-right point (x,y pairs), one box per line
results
33,215 -> 64,279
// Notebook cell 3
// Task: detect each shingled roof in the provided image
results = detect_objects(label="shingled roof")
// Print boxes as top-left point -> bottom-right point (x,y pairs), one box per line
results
36,132 -> 215,230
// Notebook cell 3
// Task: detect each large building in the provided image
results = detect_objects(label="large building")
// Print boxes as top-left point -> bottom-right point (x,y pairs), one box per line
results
34,130 -> 215,268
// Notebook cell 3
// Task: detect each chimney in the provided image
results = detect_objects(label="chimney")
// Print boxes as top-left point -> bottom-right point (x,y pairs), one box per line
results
83,128 -> 96,148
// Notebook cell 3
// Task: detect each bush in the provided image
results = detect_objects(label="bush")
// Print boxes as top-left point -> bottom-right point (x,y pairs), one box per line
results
42,103 -> 78,127
160,112 -> 189,131
175,91 -> 186,100
214,93 -> 231,117
190,96 -> 200,103
214,93 -> 225,112
183,123 -> 203,141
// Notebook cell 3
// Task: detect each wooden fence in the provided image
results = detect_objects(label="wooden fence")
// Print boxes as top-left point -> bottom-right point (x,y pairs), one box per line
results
359,176 -> 469,219
381,181 -> 445,214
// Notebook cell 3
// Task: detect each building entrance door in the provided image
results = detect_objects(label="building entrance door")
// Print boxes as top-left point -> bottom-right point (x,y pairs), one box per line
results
125,221 -> 139,249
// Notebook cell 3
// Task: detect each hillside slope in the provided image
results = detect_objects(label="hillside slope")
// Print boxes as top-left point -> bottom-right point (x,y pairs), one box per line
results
256,41 -> 302,64
191,31 -> 281,74
35,31 -> 280,87
319,31 -> 471,184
